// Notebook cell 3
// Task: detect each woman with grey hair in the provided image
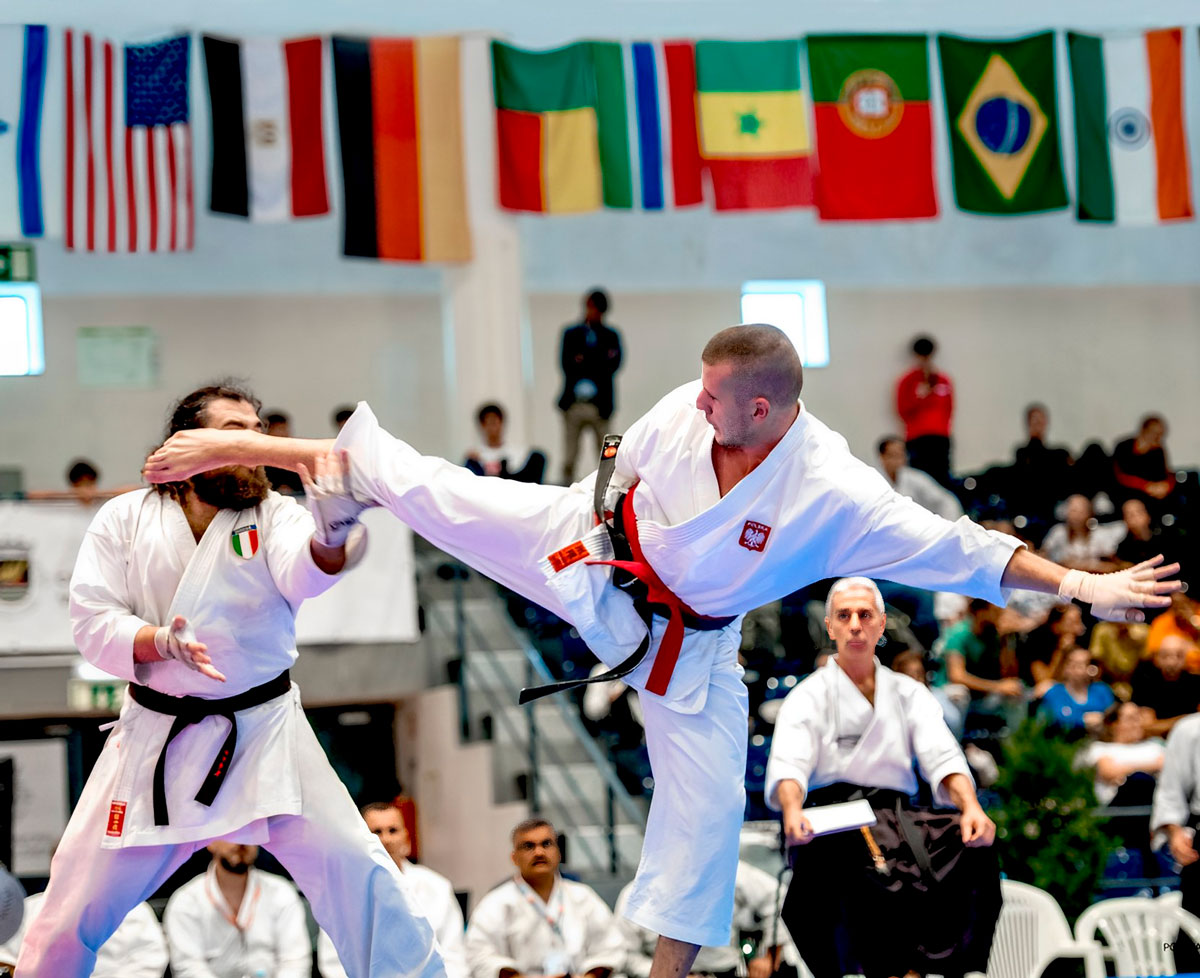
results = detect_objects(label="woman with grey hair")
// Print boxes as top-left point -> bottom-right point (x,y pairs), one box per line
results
766,577 -> 1000,978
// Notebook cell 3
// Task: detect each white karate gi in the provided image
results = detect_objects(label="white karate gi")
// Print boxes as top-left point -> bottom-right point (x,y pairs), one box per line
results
765,658 -> 973,809
18,489 -> 443,978
0,895 -> 167,978
334,383 -> 1019,947
163,864 -> 310,978
319,860 -> 468,978
1152,714 -> 1200,838
615,861 -> 791,978
464,876 -> 624,978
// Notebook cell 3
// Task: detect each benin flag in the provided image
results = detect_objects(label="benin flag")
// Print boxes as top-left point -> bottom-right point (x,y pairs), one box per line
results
694,40 -> 812,210
492,41 -> 632,213
1068,29 -> 1192,224
331,36 -> 470,262
808,35 -> 937,220
938,33 -> 1067,215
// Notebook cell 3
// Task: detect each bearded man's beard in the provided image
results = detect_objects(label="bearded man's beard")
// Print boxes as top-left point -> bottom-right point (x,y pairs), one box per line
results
190,466 -> 271,510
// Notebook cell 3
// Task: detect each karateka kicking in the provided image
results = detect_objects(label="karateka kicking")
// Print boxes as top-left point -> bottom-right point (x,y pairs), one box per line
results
20,385 -> 445,978
143,325 -> 1180,978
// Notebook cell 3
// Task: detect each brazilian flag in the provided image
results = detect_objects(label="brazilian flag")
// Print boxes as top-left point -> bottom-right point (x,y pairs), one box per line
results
938,32 -> 1067,214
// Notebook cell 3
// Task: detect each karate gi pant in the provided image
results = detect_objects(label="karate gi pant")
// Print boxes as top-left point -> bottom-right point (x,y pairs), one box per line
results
17,711 -> 444,978
344,425 -> 746,947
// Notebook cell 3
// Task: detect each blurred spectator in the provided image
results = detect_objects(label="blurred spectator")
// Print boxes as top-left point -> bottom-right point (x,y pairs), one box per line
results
1016,604 -> 1087,700
1008,403 -> 1073,521
1078,701 -> 1165,858
895,335 -> 954,488
1038,647 -> 1115,735
1,894 -> 167,977
557,288 -> 622,484
1113,415 -> 1177,511
1089,621 -> 1150,702
465,403 -> 547,484
581,664 -> 650,795
616,860 -> 789,978
938,600 -> 1024,726
464,818 -> 623,978
332,404 -> 356,432
164,841 -> 310,978
263,410 -> 304,494
1113,498 -> 1164,566
1146,590 -> 1200,663
1130,634 -> 1200,737
25,458 -> 137,505
1039,495 -> 1123,571
876,436 -> 962,522
319,801 -> 467,978
893,648 -> 966,739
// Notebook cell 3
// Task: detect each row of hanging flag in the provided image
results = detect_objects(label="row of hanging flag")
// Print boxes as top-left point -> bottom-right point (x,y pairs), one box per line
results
0,26 -> 1195,265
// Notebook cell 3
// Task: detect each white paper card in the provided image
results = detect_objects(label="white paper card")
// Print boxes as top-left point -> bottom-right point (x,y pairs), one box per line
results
805,798 -> 877,837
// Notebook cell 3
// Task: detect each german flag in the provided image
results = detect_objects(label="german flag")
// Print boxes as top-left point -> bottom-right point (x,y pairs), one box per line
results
332,36 -> 470,262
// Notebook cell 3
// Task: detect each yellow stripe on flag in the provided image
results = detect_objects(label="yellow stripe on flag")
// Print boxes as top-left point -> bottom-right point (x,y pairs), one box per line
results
543,107 -> 603,213
698,91 -> 811,159
415,36 -> 471,261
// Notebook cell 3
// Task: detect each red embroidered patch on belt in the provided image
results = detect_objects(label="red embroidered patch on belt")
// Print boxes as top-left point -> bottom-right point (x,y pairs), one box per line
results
548,541 -> 590,572
106,801 -> 127,838
739,521 -> 771,552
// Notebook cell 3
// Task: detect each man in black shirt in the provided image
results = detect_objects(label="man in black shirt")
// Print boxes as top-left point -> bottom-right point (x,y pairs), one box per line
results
1131,634 -> 1200,736
557,289 -> 623,484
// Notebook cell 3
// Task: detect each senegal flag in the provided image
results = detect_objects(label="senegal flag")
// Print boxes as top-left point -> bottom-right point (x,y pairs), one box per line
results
492,41 -> 632,213
938,33 -> 1067,215
808,35 -> 937,220
1068,29 -> 1192,224
693,40 -> 813,210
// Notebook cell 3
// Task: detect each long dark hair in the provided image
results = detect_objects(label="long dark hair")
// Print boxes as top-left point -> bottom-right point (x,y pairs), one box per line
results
155,382 -> 262,496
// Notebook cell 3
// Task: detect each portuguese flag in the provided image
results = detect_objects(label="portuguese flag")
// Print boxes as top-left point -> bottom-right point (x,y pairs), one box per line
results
808,35 -> 937,220
492,41 -> 632,213
1068,29 -> 1192,224
693,40 -> 812,210
331,36 -> 471,262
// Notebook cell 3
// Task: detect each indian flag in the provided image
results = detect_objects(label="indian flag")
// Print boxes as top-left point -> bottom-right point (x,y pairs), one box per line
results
1068,29 -> 1192,224
491,40 -> 632,213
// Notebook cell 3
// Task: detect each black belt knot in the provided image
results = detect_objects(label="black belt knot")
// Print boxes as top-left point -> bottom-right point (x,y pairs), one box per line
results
129,671 -> 292,826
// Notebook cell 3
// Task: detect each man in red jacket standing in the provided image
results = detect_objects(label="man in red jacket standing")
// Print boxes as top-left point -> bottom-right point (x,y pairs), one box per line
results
896,335 -> 955,489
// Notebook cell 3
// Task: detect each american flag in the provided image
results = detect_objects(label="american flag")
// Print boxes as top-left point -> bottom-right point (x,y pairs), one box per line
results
65,31 -> 193,252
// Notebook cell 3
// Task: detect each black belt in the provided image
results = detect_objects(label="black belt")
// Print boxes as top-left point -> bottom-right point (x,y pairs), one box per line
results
129,671 -> 292,826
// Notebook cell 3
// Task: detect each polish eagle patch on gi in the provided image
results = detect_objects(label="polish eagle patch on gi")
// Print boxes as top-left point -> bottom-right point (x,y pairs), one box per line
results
231,523 -> 259,559
739,520 -> 771,552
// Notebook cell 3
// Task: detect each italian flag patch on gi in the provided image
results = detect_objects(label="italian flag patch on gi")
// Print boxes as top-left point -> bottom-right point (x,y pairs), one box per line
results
231,523 -> 259,559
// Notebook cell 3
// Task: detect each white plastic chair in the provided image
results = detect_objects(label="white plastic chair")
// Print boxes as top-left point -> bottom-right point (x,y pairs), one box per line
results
1074,895 -> 1200,978
986,879 -> 1104,978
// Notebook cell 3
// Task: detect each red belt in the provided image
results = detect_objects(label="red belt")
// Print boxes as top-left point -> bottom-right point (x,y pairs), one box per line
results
588,485 -> 734,695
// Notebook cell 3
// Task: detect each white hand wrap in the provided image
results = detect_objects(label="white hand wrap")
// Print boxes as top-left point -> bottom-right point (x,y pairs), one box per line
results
154,617 -> 204,670
305,462 -> 369,549
1058,564 -> 1158,622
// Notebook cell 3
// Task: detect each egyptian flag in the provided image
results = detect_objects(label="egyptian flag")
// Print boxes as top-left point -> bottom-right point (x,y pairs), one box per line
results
332,36 -> 471,262
202,35 -> 329,221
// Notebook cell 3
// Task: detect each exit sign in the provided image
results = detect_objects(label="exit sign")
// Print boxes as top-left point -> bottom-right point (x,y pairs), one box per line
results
0,244 -> 35,282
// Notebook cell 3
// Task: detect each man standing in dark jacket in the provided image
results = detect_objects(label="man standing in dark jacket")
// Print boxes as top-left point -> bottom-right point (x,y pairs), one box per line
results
558,289 -> 623,484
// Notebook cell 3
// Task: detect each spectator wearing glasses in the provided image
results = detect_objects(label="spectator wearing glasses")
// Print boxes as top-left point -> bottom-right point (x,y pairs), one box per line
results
465,818 -> 623,978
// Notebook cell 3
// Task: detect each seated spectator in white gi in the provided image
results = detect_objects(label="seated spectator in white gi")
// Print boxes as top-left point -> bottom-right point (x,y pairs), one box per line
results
464,403 -> 547,485
1037,646 -> 1115,736
163,841 -> 310,978
0,895 -> 167,978
1151,712 -> 1200,972
767,577 -> 1000,978
319,801 -> 467,978
615,860 -> 789,978
1040,494 -> 1124,571
465,818 -> 623,978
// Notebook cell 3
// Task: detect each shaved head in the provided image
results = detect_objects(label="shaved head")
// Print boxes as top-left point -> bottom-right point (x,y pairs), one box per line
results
701,324 -> 803,406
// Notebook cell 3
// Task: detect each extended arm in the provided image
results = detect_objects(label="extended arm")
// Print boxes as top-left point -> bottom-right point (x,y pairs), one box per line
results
143,428 -> 335,483
1000,548 -> 1179,622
